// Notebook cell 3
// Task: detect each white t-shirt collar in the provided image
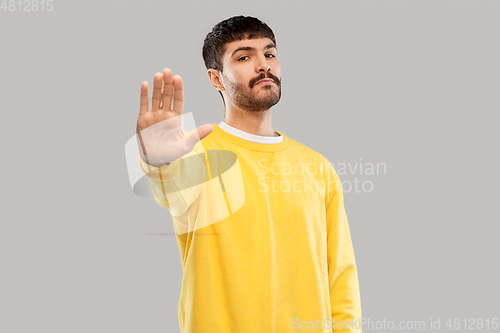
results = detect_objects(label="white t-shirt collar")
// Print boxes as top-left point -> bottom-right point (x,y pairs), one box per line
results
217,121 -> 283,144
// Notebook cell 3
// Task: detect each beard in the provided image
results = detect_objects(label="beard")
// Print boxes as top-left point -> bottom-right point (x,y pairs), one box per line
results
223,73 -> 281,112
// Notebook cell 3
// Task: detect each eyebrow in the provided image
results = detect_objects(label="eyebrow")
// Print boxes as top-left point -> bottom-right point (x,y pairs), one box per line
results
230,43 -> 277,59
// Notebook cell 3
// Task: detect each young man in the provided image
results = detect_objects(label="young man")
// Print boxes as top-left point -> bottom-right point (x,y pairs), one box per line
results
137,16 -> 362,332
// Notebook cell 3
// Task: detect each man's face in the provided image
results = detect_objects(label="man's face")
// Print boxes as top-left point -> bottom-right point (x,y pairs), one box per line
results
219,37 -> 281,112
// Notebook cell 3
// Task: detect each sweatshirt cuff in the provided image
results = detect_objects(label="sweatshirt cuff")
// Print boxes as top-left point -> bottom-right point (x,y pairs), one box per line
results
139,157 -> 179,180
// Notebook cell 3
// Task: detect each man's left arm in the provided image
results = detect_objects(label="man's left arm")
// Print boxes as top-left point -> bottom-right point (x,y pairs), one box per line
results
325,163 -> 362,332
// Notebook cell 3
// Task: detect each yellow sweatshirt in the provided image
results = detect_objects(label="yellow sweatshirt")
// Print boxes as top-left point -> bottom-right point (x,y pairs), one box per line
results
140,123 -> 362,332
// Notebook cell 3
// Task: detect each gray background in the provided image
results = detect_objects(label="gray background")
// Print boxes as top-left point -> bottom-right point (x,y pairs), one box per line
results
1,0 -> 498,332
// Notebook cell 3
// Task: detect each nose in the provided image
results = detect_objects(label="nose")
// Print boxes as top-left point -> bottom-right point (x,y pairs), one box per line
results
256,55 -> 272,73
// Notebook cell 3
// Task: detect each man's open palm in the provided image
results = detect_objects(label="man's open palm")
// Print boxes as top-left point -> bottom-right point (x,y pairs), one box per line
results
136,68 -> 214,167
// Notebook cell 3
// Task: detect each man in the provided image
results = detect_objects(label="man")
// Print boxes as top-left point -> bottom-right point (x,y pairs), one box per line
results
137,15 -> 362,332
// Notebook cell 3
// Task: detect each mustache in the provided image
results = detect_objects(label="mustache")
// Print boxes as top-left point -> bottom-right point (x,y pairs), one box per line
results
250,72 -> 281,88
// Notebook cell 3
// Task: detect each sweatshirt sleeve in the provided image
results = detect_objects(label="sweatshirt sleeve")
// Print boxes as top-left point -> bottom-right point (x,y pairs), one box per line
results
139,132 -> 208,218
325,162 -> 362,332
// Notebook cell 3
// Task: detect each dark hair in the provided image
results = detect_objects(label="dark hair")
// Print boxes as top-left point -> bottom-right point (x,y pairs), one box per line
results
202,15 -> 276,105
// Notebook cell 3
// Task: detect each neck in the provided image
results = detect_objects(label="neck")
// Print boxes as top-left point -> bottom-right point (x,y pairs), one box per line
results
223,106 -> 277,137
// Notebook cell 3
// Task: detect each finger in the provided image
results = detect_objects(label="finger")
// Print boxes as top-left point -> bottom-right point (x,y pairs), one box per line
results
151,73 -> 163,112
186,124 -> 214,149
139,81 -> 149,115
161,68 -> 173,111
172,75 -> 184,115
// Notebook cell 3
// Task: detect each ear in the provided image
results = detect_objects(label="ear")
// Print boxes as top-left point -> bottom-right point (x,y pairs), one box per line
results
207,69 -> 225,92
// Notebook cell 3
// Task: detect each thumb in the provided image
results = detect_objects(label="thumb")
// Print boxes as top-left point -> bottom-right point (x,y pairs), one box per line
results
186,124 -> 214,150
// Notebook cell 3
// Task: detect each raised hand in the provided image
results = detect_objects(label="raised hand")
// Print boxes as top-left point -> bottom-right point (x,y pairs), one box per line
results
136,68 -> 214,167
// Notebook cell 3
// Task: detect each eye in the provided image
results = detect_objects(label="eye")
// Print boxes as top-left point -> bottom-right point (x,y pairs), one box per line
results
237,56 -> 249,61
266,54 -> 276,58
